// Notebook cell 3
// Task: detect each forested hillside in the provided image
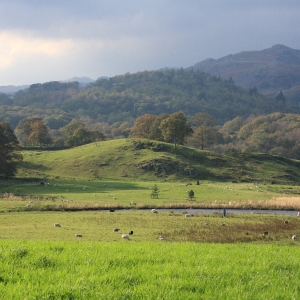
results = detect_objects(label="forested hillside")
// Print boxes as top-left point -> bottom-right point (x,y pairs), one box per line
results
0,69 -> 288,130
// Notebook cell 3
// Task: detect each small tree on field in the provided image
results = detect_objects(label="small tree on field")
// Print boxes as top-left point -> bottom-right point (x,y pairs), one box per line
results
151,184 -> 159,199
188,190 -> 194,200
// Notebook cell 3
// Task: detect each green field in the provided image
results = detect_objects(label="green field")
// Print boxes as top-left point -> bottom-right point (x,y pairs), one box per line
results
0,240 -> 300,299
1,140 -> 300,299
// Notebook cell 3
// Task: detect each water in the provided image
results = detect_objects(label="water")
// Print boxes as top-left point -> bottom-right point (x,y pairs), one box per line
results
102,208 -> 299,216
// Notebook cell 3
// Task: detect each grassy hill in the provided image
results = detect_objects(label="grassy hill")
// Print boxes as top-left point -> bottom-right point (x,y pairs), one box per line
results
17,138 -> 300,184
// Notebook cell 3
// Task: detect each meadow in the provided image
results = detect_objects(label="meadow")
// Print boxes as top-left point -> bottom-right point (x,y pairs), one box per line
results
0,240 -> 300,299
2,179 -> 300,213
1,141 -> 300,299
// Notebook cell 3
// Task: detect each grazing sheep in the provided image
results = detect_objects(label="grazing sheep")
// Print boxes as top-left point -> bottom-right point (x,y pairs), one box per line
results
109,209 -> 115,212
54,223 -> 61,227
113,228 -> 120,232
284,220 -> 288,224
151,209 -> 158,213
113,197 -> 116,200
292,235 -> 297,241
75,234 -> 82,237
221,223 -> 226,226
185,214 -> 191,217
159,236 -> 165,240
129,231 -> 133,235
263,231 -> 268,236
122,234 -> 130,240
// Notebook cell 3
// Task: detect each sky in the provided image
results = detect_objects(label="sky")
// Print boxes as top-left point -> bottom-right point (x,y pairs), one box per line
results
1,0 -> 300,86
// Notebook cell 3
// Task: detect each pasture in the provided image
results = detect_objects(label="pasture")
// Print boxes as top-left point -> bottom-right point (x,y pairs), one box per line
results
1,211 -> 300,298
2,179 -> 300,212
1,141 -> 300,298
0,210 -> 300,243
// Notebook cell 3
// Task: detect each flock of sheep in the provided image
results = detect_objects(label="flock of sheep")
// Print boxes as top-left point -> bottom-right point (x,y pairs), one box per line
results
53,210 -> 298,241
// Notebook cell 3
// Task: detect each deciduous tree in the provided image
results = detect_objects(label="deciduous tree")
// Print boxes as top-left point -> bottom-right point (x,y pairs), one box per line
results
159,112 -> 193,149
29,120 -> 52,146
189,112 -> 218,150
131,114 -> 157,138
0,122 -> 23,178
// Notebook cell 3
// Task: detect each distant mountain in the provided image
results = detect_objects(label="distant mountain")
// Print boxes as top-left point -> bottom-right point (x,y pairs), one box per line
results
187,44 -> 300,103
63,76 -> 95,87
0,85 -> 29,95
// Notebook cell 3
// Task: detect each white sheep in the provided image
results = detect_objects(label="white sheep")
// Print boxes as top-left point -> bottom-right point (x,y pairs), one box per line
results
292,235 -> 297,241
159,236 -> 165,240
151,209 -> 158,213
54,223 -> 61,227
75,234 -> 82,237
122,234 -> 130,240
185,214 -> 191,217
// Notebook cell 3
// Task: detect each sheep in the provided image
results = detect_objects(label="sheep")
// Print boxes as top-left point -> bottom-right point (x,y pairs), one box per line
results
292,235 -> 297,241
109,209 -> 115,212
122,234 -> 130,240
75,234 -> 82,237
113,228 -> 120,232
185,214 -> 191,217
151,209 -> 158,213
129,230 -> 133,235
263,231 -> 268,236
284,220 -> 288,224
159,236 -> 165,240
54,223 -> 61,227
113,197 -> 117,200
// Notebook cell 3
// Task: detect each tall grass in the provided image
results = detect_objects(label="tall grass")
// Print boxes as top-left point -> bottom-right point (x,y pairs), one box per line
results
0,241 -> 300,299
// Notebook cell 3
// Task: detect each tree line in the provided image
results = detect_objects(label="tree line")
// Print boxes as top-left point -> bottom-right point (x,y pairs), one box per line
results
2,110 -> 300,179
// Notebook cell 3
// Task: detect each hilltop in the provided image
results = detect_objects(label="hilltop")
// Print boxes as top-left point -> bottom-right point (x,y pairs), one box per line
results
187,44 -> 300,103
17,138 -> 300,184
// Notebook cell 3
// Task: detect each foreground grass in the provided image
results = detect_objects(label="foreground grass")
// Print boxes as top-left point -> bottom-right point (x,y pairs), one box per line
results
0,240 -> 300,299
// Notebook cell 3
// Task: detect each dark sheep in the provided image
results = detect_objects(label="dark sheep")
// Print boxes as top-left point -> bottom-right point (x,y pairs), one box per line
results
129,231 -> 133,235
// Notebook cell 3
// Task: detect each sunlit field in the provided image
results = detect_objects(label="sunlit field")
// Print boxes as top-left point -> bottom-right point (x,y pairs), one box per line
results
0,240 -> 300,299
1,179 -> 300,212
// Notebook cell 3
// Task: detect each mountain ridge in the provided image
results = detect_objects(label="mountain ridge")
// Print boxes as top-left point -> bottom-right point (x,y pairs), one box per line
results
187,44 -> 300,102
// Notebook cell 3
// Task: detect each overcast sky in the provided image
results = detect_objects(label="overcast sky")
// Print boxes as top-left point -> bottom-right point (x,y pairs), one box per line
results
1,0 -> 300,86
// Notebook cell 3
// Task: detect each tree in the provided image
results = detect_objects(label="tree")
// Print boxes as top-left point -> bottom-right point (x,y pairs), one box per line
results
189,112 -> 218,150
60,120 -> 105,147
149,114 -> 169,141
29,120 -> 52,146
151,184 -> 159,199
159,112 -> 193,149
14,117 -> 42,146
131,114 -> 157,138
188,190 -> 194,200
275,90 -> 286,104
0,122 -> 23,178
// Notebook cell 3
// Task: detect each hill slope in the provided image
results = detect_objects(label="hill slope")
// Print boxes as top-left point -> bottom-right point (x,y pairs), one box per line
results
187,44 -> 300,103
17,139 -> 300,184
